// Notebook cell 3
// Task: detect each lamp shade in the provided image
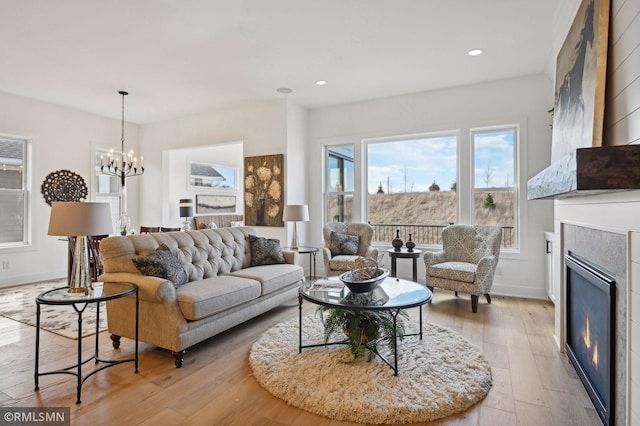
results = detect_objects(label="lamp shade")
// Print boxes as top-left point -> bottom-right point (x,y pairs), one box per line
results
48,202 -> 113,237
283,204 -> 309,222
179,199 -> 194,218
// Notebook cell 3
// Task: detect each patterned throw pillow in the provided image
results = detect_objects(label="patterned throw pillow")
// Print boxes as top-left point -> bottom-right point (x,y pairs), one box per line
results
249,234 -> 286,266
132,244 -> 189,288
329,232 -> 360,256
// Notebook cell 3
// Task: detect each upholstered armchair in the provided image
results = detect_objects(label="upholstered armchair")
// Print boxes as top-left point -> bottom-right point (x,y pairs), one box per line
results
322,222 -> 379,276
424,224 -> 502,313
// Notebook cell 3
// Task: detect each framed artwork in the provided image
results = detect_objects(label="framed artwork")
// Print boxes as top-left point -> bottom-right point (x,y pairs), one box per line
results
196,194 -> 237,214
243,154 -> 284,227
551,0 -> 610,162
189,161 -> 238,190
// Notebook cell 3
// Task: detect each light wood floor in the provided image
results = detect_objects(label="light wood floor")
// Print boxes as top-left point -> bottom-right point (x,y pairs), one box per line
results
0,291 -> 601,425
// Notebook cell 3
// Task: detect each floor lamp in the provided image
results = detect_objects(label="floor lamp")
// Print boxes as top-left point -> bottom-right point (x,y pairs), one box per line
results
48,202 -> 113,293
283,204 -> 309,250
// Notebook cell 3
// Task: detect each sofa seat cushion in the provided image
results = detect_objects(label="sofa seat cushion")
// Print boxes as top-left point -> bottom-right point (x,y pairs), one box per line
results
427,261 -> 476,283
328,255 -> 361,272
176,275 -> 261,321
230,264 -> 303,295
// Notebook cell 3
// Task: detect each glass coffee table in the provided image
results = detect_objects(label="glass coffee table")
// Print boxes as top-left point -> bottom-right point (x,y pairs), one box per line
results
34,282 -> 139,403
298,276 -> 432,375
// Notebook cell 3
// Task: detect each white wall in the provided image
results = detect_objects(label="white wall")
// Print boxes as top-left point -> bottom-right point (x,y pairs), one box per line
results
0,90 -> 140,287
139,99 -> 291,242
284,102 -> 310,248
308,74 -> 555,298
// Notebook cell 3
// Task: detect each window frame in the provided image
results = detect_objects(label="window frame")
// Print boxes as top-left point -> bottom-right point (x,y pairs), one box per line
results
362,130 -> 460,246
92,146 -> 121,231
470,124 -> 520,252
324,144 -> 355,223
0,134 -> 31,249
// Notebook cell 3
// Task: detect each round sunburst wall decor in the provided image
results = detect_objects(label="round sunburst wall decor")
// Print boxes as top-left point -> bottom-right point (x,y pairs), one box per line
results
41,170 -> 88,206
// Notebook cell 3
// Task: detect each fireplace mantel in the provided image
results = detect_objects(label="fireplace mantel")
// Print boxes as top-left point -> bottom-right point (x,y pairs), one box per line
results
528,145 -> 640,200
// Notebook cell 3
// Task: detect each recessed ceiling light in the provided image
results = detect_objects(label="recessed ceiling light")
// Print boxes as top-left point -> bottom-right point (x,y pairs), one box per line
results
316,80 -> 327,86
468,49 -> 483,56
276,87 -> 292,94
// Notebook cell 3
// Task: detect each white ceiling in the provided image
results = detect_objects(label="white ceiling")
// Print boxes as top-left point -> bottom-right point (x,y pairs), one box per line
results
0,0 -> 561,124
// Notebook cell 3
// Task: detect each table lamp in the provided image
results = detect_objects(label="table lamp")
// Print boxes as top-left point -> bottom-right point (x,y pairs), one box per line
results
48,202 -> 113,293
283,204 -> 309,250
180,199 -> 194,231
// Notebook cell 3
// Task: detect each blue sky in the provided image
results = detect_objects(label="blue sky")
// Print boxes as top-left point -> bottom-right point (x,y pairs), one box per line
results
367,130 -> 514,194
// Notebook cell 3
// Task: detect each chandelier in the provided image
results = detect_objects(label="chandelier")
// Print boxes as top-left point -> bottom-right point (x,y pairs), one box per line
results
100,90 -> 144,187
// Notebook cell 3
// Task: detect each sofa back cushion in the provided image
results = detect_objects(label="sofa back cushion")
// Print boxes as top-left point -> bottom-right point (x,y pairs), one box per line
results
100,226 -> 256,282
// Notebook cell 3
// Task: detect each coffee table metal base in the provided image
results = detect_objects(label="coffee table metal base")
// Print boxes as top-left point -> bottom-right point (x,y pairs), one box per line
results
298,299 -> 422,375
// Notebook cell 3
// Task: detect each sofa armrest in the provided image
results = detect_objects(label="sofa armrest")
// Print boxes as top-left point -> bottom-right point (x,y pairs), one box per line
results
423,250 -> 448,267
282,250 -> 300,265
98,272 -> 177,304
322,247 -> 332,272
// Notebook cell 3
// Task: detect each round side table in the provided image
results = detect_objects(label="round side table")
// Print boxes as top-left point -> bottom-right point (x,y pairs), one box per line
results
35,282 -> 139,403
386,248 -> 423,282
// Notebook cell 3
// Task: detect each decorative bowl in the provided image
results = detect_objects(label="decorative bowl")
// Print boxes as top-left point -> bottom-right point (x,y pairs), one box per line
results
339,268 -> 390,293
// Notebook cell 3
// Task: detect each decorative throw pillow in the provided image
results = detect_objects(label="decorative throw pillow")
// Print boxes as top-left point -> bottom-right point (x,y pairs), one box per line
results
249,234 -> 286,266
132,244 -> 189,288
329,232 -> 360,256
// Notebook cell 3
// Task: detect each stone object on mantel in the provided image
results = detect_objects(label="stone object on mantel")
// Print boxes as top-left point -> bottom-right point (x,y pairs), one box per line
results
528,145 -> 640,200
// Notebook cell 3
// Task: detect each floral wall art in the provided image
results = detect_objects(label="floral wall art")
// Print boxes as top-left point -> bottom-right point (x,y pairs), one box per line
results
243,154 -> 284,226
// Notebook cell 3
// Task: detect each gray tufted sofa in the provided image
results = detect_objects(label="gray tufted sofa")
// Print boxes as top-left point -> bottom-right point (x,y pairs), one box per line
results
98,226 -> 304,367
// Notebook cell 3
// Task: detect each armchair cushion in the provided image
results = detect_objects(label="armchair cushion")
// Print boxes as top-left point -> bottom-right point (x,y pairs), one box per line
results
328,255 -> 362,272
329,232 -> 360,256
427,261 -> 476,283
132,244 -> 189,288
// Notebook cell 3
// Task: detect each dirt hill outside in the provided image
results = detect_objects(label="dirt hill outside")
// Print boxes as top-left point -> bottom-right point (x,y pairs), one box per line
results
367,191 -> 514,246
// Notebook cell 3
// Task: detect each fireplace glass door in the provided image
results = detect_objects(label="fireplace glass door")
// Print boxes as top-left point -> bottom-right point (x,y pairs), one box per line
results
565,252 -> 615,426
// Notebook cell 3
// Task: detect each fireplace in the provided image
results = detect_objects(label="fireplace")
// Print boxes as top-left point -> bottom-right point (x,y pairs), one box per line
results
565,252 -> 616,426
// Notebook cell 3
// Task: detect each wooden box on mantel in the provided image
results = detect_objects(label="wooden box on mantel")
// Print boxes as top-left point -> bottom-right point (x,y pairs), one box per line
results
528,145 -> 640,200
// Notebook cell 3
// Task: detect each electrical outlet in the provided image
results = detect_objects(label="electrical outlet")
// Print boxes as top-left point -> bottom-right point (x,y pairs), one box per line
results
2,260 -> 8,270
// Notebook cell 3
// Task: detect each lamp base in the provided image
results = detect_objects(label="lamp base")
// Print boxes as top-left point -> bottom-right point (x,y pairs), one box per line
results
69,236 -> 91,294
182,219 -> 192,231
290,222 -> 299,250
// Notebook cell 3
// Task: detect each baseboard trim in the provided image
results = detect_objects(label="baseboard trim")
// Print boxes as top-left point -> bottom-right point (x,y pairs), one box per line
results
491,283 -> 549,300
0,271 -> 66,289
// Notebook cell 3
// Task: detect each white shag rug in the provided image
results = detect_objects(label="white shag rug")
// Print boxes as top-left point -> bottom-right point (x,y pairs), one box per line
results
249,315 -> 492,424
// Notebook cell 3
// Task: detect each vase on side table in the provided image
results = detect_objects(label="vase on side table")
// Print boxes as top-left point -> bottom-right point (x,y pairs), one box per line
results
391,229 -> 403,252
405,234 -> 415,252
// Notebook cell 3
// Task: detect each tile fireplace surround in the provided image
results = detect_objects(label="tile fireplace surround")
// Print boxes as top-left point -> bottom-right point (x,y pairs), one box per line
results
562,223 -> 627,424
554,192 -> 640,425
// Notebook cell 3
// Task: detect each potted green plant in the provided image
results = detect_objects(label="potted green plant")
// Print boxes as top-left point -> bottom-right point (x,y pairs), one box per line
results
317,295 -> 409,362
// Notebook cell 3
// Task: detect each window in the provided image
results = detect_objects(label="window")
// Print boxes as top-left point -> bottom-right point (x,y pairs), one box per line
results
94,148 -> 121,228
0,136 -> 28,247
365,133 -> 458,245
472,126 -> 518,249
325,145 -> 354,222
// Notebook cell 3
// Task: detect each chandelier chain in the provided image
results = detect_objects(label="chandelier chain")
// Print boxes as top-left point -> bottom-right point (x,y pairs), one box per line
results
100,90 -> 144,187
